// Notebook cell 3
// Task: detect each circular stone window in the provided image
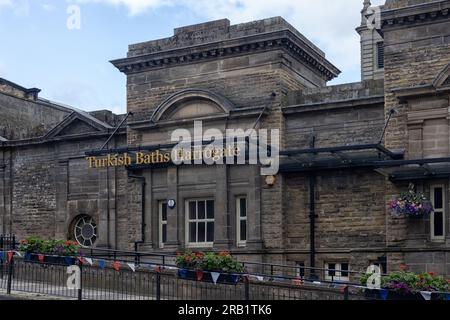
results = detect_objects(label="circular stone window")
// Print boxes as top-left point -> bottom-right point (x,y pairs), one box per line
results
73,215 -> 98,247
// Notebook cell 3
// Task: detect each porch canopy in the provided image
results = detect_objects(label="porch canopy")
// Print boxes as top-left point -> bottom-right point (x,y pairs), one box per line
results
280,143 -> 450,181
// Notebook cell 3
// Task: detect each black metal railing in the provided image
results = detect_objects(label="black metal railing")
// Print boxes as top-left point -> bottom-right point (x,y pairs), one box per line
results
1,234 -> 448,301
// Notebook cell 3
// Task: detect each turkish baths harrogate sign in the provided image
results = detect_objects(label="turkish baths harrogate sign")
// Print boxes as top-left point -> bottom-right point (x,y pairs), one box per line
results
86,146 -> 241,169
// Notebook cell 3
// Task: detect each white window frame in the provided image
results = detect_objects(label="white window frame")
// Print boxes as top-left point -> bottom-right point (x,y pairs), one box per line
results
236,196 -> 247,247
431,185 -> 446,241
185,199 -> 214,248
324,263 -> 350,282
159,201 -> 168,248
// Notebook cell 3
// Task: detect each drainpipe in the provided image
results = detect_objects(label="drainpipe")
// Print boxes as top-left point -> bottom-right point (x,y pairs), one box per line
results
309,174 -> 317,280
128,173 -> 146,254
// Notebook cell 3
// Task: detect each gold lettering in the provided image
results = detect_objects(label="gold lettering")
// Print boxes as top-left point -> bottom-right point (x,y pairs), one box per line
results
136,152 -> 145,165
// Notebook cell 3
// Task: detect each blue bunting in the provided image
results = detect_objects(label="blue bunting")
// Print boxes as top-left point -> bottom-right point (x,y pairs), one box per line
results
98,260 -> 106,269
379,289 -> 389,300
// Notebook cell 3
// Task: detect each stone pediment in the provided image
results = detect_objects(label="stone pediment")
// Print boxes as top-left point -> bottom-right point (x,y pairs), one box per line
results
44,112 -> 111,139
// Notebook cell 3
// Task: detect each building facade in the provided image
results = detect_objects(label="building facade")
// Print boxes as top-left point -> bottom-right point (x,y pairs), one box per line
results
1,0 -> 450,279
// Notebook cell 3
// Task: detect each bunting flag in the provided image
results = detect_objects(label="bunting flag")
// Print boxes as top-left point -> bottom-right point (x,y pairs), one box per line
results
0,251 -> 4,261
127,263 -> 136,272
98,260 -> 106,269
64,257 -> 73,266
445,293 -> 450,301
14,251 -> 22,257
112,261 -> 121,271
85,258 -> 93,266
155,265 -> 161,273
211,272 -> 220,284
379,289 -> 389,300
196,270 -> 204,281
292,278 -> 303,286
77,257 -> 86,265
7,251 -> 13,263
420,291 -> 432,301
38,254 -> 45,263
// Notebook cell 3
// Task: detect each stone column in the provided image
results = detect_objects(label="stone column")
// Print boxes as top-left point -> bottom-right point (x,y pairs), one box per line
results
107,166 -> 117,249
97,168 -> 110,248
55,159 -> 68,239
143,169 -> 153,247
246,165 -> 263,249
214,164 -> 230,249
165,166 -> 179,248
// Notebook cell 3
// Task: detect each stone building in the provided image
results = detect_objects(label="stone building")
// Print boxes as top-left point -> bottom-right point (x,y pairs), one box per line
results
1,0 -> 450,279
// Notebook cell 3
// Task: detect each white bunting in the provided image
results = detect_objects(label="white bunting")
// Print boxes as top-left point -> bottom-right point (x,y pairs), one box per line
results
420,291 -> 432,301
14,251 -> 23,257
85,258 -> 93,266
127,263 -> 136,272
255,276 -> 264,281
211,272 -> 220,284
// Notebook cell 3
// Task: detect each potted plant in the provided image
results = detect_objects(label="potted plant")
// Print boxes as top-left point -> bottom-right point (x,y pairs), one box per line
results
19,237 -> 80,265
389,184 -> 434,218
361,266 -> 449,300
176,251 -> 244,285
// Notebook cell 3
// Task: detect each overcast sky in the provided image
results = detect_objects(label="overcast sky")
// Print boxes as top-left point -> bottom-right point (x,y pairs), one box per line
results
0,0 -> 385,114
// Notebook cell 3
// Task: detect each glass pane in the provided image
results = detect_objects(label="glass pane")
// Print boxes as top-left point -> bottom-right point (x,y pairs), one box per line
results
298,263 -> 305,277
341,263 -> 349,277
328,264 -> 335,277
161,203 -> 167,221
240,198 -> 247,217
162,225 -> 167,243
434,212 -> 444,236
434,188 -> 443,209
198,201 -> 205,219
207,200 -> 214,219
240,220 -> 247,241
189,201 -> 197,220
198,222 -> 206,242
189,222 -> 197,243
207,222 -> 214,242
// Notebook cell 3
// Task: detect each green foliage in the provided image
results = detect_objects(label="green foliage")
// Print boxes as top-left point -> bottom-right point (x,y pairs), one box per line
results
18,236 -> 80,256
361,269 -> 449,294
176,251 -> 244,273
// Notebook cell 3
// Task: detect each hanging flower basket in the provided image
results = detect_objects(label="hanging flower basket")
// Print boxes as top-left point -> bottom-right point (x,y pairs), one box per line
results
389,187 -> 434,218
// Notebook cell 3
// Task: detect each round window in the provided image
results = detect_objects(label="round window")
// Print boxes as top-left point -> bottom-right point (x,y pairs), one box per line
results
73,215 -> 98,247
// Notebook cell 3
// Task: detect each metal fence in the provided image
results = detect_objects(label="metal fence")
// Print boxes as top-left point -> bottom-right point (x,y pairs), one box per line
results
0,257 -> 355,300
1,234 -> 448,301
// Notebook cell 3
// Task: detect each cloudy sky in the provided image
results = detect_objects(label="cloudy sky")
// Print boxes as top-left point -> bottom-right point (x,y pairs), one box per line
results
0,0 -> 385,114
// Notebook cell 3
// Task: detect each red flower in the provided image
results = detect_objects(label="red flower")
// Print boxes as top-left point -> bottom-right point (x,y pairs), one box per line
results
428,272 -> 436,277
184,256 -> 191,262
399,264 -> 407,271
219,251 -> 230,257
20,239 -> 28,244
195,252 -> 204,259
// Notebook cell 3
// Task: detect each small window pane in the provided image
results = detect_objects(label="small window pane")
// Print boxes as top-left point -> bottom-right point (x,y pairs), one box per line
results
297,263 -> 305,278
161,203 -> 167,221
189,202 -> 196,220
341,263 -> 349,277
434,188 -> 443,209
240,220 -> 247,241
240,198 -> 247,217
198,201 -> 206,219
207,222 -> 214,242
162,225 -> 167,243
434,212 -> 444,236
198,222 -> 206,242
328,264 -> 336,277
207,200 -> 214,219
189,222 -> 196,242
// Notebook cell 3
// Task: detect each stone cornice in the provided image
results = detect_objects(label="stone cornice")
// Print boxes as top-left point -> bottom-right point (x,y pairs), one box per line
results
282,95 -> 385,115
381,0 -> 450,29
111,30 -> 340,81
